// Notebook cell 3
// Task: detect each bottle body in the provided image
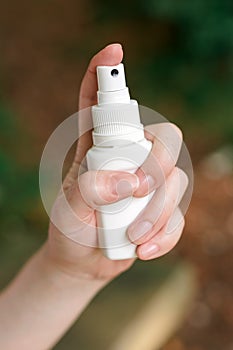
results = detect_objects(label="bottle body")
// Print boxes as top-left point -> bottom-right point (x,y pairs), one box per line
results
86,137 -> 154,260
88,63 -> 154,260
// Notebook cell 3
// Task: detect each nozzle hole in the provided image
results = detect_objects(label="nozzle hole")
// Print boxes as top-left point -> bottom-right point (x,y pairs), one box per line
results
111,69 -> 119,77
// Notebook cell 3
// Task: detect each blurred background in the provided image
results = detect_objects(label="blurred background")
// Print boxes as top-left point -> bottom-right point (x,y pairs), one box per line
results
0,0 -> 233,349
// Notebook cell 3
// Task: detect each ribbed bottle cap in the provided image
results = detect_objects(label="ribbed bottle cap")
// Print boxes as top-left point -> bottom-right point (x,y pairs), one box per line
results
92,101 -> 141,134
92,63 -> 143,144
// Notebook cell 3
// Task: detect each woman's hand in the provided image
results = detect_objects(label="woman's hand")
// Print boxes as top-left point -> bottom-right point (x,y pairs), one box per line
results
47,43 -> 187,284
0,44 -> 188,350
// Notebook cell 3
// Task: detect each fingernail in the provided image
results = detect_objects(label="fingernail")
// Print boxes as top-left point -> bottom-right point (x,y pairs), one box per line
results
128,220 -> 153,242
140,243 -> 160,259
112,174 -> 139,197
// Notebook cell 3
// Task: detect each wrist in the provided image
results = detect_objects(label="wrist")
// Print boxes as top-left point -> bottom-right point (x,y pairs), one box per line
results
38,241 -> 108,292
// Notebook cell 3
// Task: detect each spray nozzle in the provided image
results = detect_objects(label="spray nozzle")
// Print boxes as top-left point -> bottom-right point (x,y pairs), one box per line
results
97,63 -> 126,92
96,63 -> 130,105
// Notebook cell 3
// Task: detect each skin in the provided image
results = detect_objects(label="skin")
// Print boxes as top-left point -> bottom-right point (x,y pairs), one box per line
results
0,43 -> 187,350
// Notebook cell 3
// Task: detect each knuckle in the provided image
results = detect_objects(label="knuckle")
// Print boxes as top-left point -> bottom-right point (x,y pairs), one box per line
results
168,235 -> 181,251
176,167 -> 189,189
169,122 -> 183,141
171,222 -> 184,245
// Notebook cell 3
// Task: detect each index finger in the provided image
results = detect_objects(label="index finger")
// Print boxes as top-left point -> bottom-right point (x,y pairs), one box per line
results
134,123 -> 183,197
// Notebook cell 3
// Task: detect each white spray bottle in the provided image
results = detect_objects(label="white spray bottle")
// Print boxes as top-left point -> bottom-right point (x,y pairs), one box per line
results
86,63 -> 154,260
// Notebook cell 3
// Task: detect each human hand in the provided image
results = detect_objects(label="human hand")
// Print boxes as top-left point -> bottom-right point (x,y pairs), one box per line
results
46,44 -> 187,285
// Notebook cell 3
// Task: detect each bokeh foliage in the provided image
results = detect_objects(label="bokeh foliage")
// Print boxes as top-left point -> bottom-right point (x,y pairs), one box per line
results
95,0 -> 233,140
0,105 -> 45,283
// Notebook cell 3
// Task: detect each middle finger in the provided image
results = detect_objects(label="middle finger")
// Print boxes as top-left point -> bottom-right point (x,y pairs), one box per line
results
127,167 -> 188,244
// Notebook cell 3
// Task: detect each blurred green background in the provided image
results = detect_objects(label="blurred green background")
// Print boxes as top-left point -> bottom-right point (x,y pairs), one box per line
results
0,1 -> 233,349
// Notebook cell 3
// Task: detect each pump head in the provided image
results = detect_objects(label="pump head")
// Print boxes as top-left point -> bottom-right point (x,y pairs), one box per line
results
96,63 -> 130,105
97,63 -> 127,92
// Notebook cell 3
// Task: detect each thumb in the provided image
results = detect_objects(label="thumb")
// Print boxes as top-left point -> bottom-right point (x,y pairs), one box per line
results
75,44 -> 124,171
50,170 -> 139,246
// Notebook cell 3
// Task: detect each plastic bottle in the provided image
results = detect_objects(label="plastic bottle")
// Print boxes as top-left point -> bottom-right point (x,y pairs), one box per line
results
86,63 -> 154,260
